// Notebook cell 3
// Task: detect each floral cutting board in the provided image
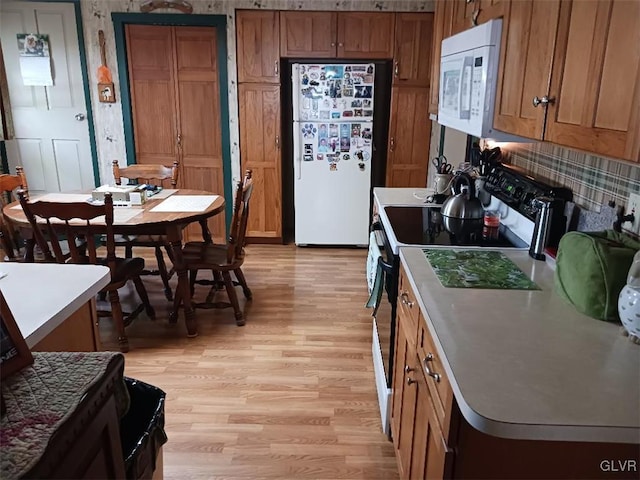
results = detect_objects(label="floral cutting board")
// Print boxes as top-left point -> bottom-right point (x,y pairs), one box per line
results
423,249 -> 540,290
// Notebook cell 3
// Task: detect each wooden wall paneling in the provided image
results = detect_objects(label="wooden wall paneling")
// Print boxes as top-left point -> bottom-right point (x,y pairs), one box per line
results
175,26 -> 226,242
337,12 -> 395,59
393,13 -> 434,87
545,0 -> 640,162
386,87 -> 431,187
237,10 -> 280,83
239,84 -> 282,240
126,25 -> 178,167
492,0 -> 561,140
280,11 -> 336,58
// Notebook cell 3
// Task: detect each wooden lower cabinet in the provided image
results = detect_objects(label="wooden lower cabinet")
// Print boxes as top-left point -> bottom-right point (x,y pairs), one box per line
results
32,299 -> 101,352
391,285 -> 454,480
392,264 -> 640,479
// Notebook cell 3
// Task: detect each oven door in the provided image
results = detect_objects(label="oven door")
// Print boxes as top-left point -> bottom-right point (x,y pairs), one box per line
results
369,221 -> 398,436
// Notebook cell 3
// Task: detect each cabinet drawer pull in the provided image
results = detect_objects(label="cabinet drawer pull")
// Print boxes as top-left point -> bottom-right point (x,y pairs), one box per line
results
274,60 -> 279,76
394,61 -> 399,77
532,95 -> 555,107
423,354 -> 441,383
406,377 -> 417,385
275,135 -> 280,149
404,365 -> 414,374
400,292 -> 413,307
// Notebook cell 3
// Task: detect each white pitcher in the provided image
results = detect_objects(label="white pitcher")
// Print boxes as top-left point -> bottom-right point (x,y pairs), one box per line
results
619,250 -> 640,343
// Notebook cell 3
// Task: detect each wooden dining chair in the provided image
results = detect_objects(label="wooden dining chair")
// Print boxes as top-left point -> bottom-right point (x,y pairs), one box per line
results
0,167 -> 28,261
111,159 -> 179,301
172,170 -> 254,326
17,190 -> 156,352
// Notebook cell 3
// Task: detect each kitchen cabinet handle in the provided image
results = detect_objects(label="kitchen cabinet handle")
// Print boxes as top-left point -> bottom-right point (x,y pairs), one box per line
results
532,95 -> 555,108
176,134 -> 182,148
390,137 -> 396,153
330,42 -> 336,47
274,60 -> 279,76
275,135 -> 280,149
406,377 -> 417,385
394,62 -> 399,77
404,365 -> 414,374
338,42 -> 344,47
400,291 -> 413,307
423,354 -> 441,383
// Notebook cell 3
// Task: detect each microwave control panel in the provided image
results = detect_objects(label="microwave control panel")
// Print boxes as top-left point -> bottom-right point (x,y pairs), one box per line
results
471,56 -> 484,119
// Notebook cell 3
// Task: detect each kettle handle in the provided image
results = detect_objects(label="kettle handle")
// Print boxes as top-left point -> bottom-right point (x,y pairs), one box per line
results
452,172 -> 475,198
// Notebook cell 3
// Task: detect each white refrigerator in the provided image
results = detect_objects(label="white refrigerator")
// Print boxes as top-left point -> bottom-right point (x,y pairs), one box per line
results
292,63 -> 374,246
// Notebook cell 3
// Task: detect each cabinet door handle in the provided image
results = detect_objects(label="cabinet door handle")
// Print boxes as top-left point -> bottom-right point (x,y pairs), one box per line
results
274,60 -> 279,76
532,95 -> 555,108
176,134 -> 182,148
275,135 -> 280,149
330,42 -> 336,47
406,377 -> 417,385
389,137 -> 395,152
394,61 -> 399,77
404,365 -> 414,374
338,42 -> 344,47
400,291 -> 413,307
423,354 -> 441,383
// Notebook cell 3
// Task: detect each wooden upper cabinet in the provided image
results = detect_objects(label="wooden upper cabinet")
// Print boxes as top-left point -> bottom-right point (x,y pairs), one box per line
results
386,87 -> 431,188
493,0 -> 561,140
280,11 -> 336,58
545,0 -> 640,162
451,0 -> 510,34
337,12 -> 395,59
278,11 -> 395,59
393,13 -> 434,87
236,10 -> 280,83
429,0 -> 454,115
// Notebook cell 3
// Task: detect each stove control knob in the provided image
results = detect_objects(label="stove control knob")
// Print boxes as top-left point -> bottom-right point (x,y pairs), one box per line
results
514,186 -> 524,200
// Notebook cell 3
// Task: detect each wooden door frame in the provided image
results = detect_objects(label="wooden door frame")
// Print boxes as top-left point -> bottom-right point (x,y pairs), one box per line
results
112,13 -> 233,232
0,0 -> 99,188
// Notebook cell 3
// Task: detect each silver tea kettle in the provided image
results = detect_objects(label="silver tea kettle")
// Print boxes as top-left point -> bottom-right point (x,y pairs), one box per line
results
441,172 -> 484,220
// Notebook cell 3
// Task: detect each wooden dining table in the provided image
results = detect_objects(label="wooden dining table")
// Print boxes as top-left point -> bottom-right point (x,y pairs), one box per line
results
2,189 -> 225,337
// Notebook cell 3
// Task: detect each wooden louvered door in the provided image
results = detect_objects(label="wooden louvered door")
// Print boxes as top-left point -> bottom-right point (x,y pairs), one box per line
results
126,25 -> 225,242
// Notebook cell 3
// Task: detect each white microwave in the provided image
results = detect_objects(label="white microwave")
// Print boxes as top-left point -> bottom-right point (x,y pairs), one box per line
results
438,19 -> 516,141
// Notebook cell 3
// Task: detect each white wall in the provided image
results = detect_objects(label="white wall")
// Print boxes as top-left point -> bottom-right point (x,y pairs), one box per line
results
80,0 -> 433,186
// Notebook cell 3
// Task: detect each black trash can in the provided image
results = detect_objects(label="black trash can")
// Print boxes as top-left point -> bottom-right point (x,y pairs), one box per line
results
120,377 -> 168,479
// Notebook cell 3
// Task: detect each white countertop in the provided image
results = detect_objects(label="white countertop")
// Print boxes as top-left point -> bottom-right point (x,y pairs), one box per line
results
0,263 -> 110,347
400,247 -> 640,444
374,187 -> 434,208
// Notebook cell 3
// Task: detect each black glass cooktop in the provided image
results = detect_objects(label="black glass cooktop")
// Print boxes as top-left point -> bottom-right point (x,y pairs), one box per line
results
384,206 -> 526,248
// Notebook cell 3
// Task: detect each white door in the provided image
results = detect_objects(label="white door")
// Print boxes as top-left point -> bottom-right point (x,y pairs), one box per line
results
0,1 -> 95,193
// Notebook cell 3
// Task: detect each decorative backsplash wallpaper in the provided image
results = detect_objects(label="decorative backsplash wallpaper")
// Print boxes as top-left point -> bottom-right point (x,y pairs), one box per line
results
428,124 -> 640,216
81,0 -> 433,184
504,143 -> 640,213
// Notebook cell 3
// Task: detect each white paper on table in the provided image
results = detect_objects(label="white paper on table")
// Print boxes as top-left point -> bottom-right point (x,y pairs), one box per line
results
150,189 -> 178,200
150,195 -> 220,213
10,193 -> 92,208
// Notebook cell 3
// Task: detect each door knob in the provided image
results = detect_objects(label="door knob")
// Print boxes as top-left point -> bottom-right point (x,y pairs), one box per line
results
75,113 -> 86,121
532,95 -> 555,108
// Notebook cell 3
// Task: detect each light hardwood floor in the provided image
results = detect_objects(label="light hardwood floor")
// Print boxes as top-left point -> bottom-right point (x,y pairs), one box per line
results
101,244 -> 399,480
